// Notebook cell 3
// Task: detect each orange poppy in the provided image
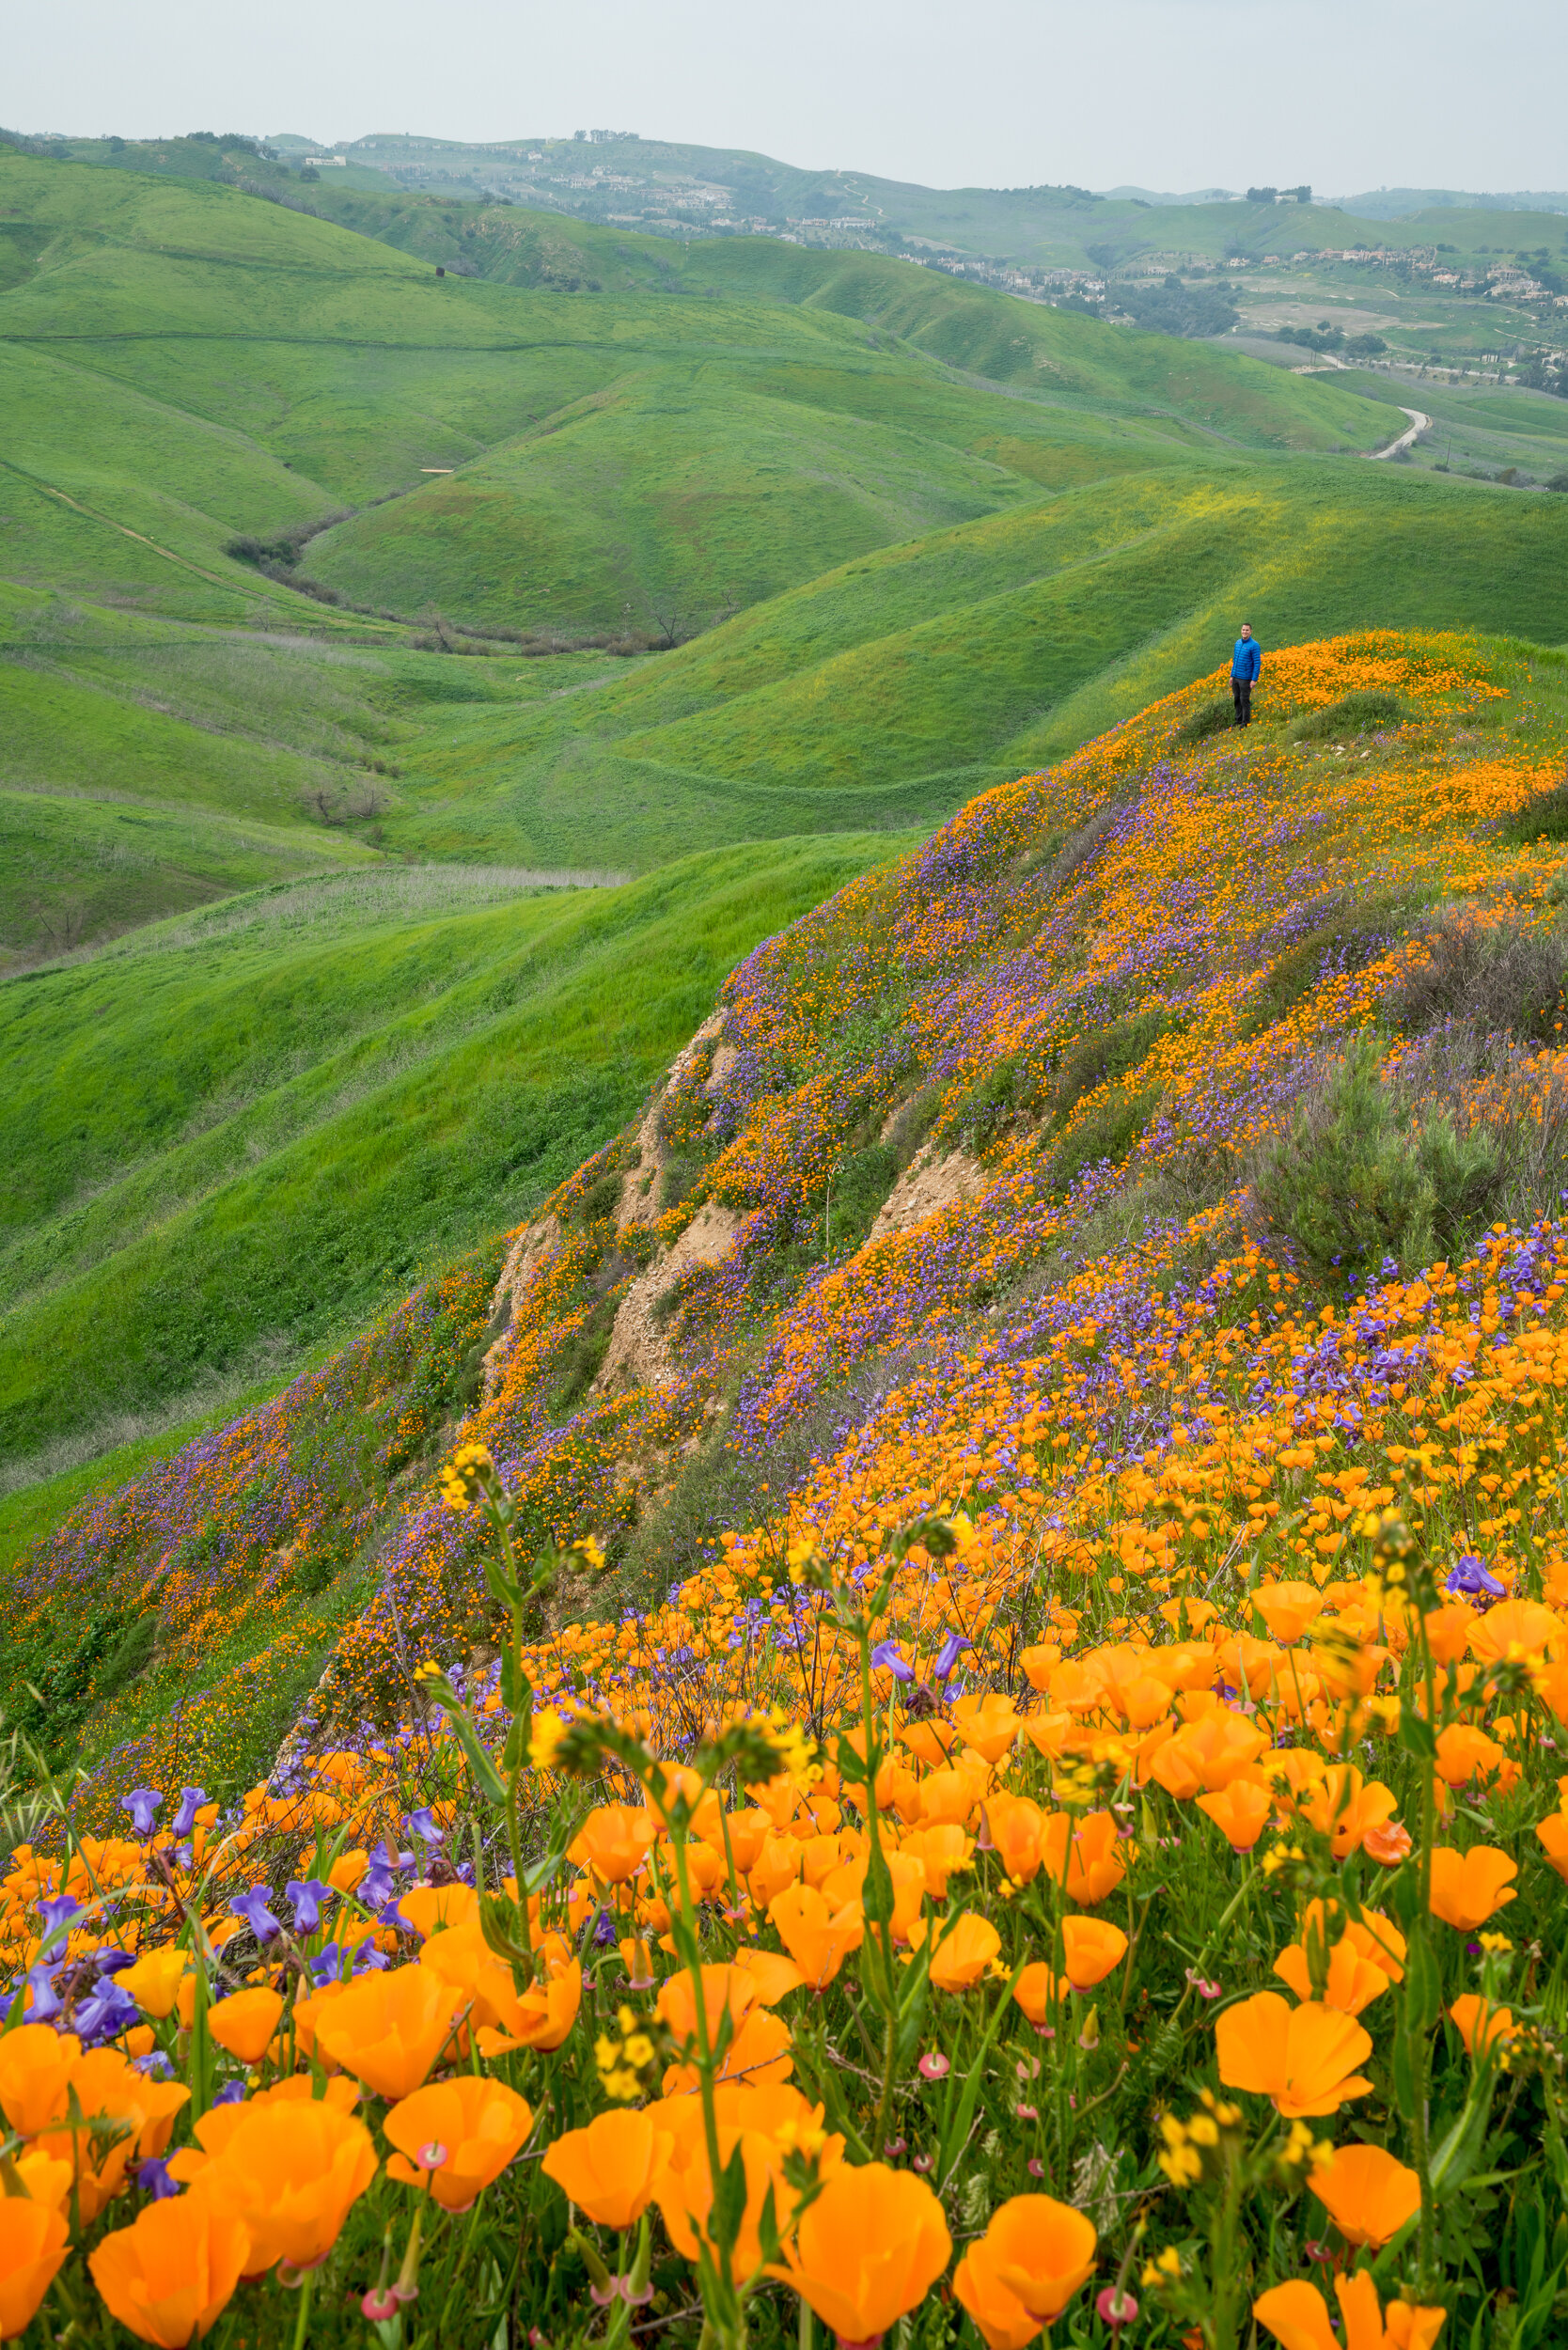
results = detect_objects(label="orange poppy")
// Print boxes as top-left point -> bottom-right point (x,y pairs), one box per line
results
895,1825 -> 974,1902
953,2193 -> 1097,2349
747,1831 -> 805,1908
984,1794 -> 1045,1885
541,2107 -> 676,2229
925,1912 -> 1002,1991
1273,1936 -> 1393,2017
1427,1846 -> 1517,1932
398,1885 -> 479,1939
1537,1810 -> 1568,1883
658,2088 -> 841,2281
768,1883 -> 865,1989
0,2201 -> 71,2342
569,1804 -> 659,1885
1252,1583 -> 1325,1645
1255,2272 -> 1445,2350
88,2198 -> 250,2346
1198,1779 -> 1275,1853
187,2097 -> 378,2276
1059,1917 -> 1127,1992
1038,1811 -> 1126,1906
206,1988 -> 285,2068
766,2160 -> 950,2342
0,2025 -> 79,2138
1011,1963 -> 1062,2028
1449,1995 -> 1517,2058
950,1693 -> 1023,1763
384,2076 -> 533,2210
1434,1725 -> 1518,1794
34,2049 -> 185,2224
1298,1767 -> 1398,1860
1215,1994 -> 1373,2117
1309,2142 -> 1421,2248
118,1950 -> 193,2023
310,1962 -> 466,2098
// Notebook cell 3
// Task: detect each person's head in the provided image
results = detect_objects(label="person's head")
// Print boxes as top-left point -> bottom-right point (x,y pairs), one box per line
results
1239,623 -> 1253,639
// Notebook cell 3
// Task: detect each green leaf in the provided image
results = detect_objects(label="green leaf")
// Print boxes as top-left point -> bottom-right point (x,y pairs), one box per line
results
1403,1934 -> 1442,2034
436,1694 -> 509,1805
1396,1710 -> 1438,1762
711,2139 -> 749,2256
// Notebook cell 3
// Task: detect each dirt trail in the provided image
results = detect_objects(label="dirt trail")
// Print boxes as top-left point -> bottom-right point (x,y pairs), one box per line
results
1367,407 -> 1431,461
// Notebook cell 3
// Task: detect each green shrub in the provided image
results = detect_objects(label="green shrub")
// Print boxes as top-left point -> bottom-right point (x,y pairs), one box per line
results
951,1057 -> 1053,1153
1174,699 -> 1236,745
1386,913 -> 1568,1038
822,1143 -> 900,1255
1055,1010 -> 1168,1119
1237,894 -> 1420,1042
1288,688 -> 1405,743
1248,1032 -> 1497,1279
1495,779 -> 1568,845
1048,1085 -> 1160,1196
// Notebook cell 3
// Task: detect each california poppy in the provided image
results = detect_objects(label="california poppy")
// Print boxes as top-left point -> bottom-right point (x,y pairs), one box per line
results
541,2107 -> 675,2229
118,1950 -> 193,2023
206,1987 -> 285,2068
1215,1994 -> 1373,2117
0,2201 -> 71,2342
1255,2271 -> 1445,2350
1449,1994 -> 1517,2058
1038,1811 -> 1126,1906
1273,1936 -> 1392,2017
1309,2142 -> 1421,2248
1198,1779 -> 1275,1853
384,2076 -> 533,2211
0,2024 -> 79,2137
310,1962 -> 465,2098
659,2093 -> 838,2281
1011,1963 -> 1061,2028
88,2198 -> 250,2346
925,1912 -> 1002,1991
1428,1846 -> 1517,1931
766,2160 -> 950,2345
1536,1807 -> 1568,1886
769,1882 -> 865,1989
953,2193 -> 1097,2348
1059,1917 -> 1127,1992
189,2097 -> 378,2276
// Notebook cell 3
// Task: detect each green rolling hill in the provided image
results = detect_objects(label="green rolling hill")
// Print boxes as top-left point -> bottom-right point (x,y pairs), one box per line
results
4,147 -> 1568,1537
0,835 -> 886,1486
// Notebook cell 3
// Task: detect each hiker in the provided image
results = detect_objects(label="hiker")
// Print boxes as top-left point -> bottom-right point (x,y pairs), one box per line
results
1231,624 -> 1262,726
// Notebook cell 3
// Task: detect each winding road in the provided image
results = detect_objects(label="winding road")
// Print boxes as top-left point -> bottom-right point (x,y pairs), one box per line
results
1367,405 -> 1432,460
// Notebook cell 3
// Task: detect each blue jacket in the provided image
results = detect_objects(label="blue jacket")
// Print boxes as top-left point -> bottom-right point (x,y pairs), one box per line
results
1232,635 -> 1262,683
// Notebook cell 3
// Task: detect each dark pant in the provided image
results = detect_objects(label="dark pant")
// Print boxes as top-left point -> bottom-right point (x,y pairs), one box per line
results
1231,677 -> 1253,726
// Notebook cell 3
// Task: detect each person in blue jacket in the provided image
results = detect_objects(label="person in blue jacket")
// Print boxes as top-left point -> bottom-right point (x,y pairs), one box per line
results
1231,624 -> 1262,726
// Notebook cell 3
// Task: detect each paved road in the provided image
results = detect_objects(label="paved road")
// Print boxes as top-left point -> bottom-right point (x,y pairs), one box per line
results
1367,406 -> 1433,460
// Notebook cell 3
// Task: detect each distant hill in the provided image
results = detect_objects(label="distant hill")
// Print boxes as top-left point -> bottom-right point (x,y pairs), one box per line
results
1331,186 -> 1568,219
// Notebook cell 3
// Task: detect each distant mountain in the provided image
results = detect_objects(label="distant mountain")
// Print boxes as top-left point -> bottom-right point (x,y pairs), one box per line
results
1330,187 -> 1568,219
1101,185 -> 1240,205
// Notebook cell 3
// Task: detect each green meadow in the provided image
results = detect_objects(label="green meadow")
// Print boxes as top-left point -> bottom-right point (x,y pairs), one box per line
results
0,838 -> 891,1479
3,149 -> 1567,1522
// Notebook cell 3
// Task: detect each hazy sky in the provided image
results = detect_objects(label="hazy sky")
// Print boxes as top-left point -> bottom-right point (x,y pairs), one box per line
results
8,0 -> 1566,196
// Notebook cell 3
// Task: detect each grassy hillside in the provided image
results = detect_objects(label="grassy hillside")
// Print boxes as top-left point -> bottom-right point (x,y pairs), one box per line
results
0,835 -> 898,1480
0,155 -> 1411,638
370,463 -> 1568,870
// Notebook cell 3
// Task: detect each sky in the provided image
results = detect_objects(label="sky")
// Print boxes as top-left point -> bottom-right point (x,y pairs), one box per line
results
8,0 -> 1566,197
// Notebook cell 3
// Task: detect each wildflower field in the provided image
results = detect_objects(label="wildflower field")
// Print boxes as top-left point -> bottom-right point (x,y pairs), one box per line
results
8,628 -> 1568,2346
